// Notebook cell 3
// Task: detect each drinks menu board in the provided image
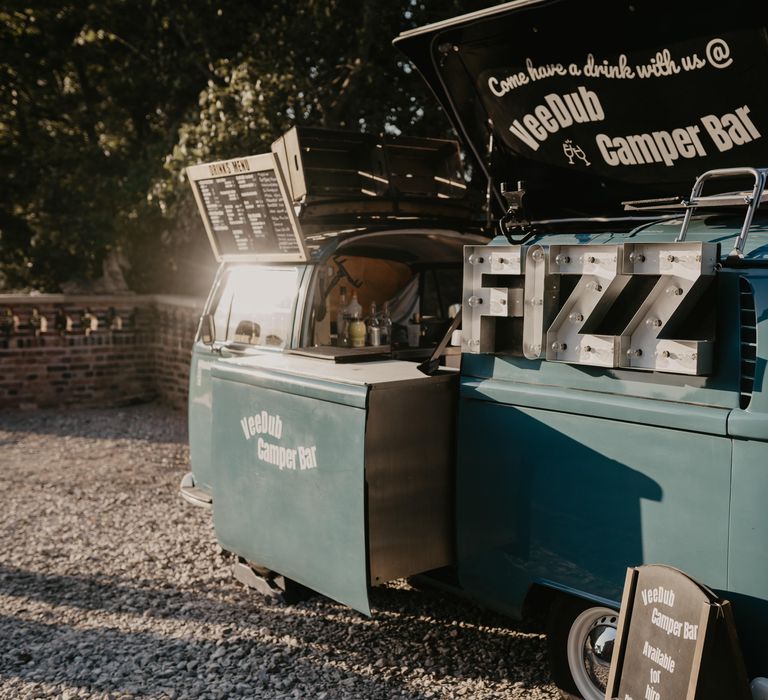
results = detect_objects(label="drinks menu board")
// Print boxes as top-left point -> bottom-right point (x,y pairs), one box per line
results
186,154 -> 307,262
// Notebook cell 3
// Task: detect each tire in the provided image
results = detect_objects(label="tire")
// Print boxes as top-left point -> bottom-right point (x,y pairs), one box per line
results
547,596 -> 618,700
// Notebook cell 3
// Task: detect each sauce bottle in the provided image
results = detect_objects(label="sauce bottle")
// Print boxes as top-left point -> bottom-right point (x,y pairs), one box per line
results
347,292 -> 366,348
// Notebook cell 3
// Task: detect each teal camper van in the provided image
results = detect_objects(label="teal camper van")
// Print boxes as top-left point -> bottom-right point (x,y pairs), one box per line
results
181,1 -> 768,698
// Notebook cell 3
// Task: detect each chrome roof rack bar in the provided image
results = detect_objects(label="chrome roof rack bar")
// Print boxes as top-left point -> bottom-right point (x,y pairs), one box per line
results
676,166 -> 768,259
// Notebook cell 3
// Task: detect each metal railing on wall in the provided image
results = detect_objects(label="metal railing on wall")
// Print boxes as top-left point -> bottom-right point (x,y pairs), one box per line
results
0,294 -> 204,410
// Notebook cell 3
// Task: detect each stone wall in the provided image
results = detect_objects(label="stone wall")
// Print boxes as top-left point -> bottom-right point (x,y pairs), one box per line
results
0,295 -> 202,411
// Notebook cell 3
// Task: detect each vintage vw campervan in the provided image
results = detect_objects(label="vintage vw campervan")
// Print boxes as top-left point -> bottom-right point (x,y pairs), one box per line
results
182,1 -> 768,698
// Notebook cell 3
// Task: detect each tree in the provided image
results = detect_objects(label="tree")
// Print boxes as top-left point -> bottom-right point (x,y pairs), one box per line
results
0,0 -> 494,293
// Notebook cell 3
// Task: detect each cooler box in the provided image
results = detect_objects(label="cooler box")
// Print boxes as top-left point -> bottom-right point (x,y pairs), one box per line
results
210,354 -> 457,614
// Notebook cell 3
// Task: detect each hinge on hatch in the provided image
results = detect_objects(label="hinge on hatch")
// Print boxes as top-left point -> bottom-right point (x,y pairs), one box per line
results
498,180 -> 537,243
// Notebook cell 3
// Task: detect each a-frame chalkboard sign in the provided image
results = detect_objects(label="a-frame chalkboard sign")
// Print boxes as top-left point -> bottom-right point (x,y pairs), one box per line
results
605,565 -> 751,700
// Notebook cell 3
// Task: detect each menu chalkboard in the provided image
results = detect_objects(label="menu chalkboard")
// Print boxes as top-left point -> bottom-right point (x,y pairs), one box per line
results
186,154 -> 307,262
606,565 -> 750,700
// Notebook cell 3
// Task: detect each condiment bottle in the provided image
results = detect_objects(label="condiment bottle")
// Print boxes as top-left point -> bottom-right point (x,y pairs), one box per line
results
347,292 -> 366,348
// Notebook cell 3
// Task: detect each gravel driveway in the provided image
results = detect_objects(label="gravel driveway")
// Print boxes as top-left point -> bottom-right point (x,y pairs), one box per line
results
0,403 -> 559,700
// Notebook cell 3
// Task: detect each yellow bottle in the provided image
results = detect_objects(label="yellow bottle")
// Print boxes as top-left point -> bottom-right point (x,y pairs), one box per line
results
349,318 -> 366,348
345,291 -> 365,348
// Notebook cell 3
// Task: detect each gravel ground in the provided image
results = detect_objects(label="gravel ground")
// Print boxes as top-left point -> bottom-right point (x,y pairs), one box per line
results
0,402 -> 560,700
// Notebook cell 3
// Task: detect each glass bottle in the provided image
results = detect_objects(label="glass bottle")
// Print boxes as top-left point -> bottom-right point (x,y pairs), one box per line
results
337,286 -> 349,346
367,302 -> 381,346
347,292 -> 366,348
380,301 -> 392,346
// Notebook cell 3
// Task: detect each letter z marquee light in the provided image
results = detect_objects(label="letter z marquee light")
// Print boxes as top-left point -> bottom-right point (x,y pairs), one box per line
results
462,242 -> 717,375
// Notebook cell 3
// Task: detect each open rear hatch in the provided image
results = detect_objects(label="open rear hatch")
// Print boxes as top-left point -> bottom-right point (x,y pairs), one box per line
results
186,128 -> 482,264
394,0 -> 768,222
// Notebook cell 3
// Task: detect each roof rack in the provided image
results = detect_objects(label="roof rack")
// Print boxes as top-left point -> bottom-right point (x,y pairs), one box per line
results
676,168 -> 768,259
622,196 -> 687,211
624,167 -> 768,259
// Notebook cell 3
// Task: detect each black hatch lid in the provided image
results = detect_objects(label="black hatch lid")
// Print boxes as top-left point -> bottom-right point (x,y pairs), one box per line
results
394,0 -> 768,221
271,126 -> 480,227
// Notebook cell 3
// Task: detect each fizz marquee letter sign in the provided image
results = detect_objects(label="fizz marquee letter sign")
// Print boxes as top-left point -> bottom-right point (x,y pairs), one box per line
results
462,242 -> 717,375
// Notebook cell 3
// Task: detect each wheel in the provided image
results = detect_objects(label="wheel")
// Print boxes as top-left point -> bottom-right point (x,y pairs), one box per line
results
547,596 -> 618,700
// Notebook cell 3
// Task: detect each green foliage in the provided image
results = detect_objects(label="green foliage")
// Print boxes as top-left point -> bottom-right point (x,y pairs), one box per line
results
1,0 -> 493,293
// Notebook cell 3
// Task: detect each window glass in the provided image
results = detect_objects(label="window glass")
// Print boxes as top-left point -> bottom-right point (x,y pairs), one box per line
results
421,267 -> 463,319
309,257 -> 414,346
212,265 -> 300,348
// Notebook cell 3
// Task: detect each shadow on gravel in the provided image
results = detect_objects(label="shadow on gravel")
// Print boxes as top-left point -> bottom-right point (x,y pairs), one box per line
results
0,565 -> 219,618
0,403 -> 553,696
0,564 -> 549,693
0,613 -> 436,700
0,403 -> 187,444
0,563 -> 534,636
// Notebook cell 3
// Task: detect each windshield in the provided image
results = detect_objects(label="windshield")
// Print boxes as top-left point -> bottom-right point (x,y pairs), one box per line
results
212,265 -> 300,348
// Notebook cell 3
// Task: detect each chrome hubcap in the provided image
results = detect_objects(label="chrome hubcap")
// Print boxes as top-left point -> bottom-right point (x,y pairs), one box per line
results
582,614 -> 617,692
566,606 -> 618,700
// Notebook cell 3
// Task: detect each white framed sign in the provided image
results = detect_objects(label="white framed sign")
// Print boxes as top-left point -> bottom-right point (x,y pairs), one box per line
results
186,153 -> 307,263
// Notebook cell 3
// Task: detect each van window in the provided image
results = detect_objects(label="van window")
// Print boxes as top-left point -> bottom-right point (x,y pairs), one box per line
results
308,256 -> 462,349
212,265 -> 300,348
421,267 -> 463,320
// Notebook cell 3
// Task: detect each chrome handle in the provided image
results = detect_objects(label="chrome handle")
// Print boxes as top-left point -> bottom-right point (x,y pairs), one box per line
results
676,166 -> 768,259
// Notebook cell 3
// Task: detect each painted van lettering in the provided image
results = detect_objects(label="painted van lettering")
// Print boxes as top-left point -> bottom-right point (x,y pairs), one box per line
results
701,105 -> 761,152
488,72 -> 530,97
596,126 -> 706,167
240,410 -> 283,440
254,439 -> 318,471
257,436 -> 297,470
596,105 -> 761,167
508,87 -> 604,151
298,445 -> 318,470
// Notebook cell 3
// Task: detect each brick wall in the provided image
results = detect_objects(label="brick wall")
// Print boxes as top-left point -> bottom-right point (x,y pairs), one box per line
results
0,295 -> 202,411
152,298 -> 200,410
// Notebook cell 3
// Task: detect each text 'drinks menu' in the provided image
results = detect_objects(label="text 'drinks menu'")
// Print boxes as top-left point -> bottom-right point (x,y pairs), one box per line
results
196,169 -> 299,256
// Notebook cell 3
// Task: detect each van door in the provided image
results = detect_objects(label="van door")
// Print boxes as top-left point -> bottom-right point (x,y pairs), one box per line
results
209,354 -> 457,614
188,264 -> 305,498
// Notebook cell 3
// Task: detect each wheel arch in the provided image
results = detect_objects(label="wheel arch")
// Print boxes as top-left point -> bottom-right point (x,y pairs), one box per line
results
522,581 -> 620,621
